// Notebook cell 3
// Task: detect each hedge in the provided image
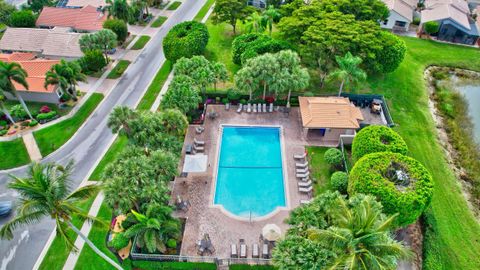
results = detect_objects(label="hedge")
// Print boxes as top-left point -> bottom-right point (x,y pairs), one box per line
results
232,33 -> 291,65
352,125 -> 408,161
348,152 -> 434,227
163,21 -> 209,62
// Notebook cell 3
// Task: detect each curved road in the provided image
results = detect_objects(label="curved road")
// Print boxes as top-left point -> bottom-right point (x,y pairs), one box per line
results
0,0 -> 206,269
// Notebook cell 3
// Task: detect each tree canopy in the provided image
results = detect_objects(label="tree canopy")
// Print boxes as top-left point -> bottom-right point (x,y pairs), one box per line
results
8,10 -> 35,28
163,21 -> 209,62
79,29 -> 118,62
212,0 -> 254,34
161,75 -> 202,114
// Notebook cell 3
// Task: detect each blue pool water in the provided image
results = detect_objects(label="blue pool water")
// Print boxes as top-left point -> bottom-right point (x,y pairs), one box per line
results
214,126 -> 286,218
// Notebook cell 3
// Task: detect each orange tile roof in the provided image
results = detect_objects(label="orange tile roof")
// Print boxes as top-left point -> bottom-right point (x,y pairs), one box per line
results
2,58 -> 60,93
0,52 -> 36,62
299,96 -> 364,129
36,5 -> 107,31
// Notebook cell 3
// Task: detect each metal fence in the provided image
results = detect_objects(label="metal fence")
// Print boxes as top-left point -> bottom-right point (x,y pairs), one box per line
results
340,93 -> 395,127
130,252 -> 272,266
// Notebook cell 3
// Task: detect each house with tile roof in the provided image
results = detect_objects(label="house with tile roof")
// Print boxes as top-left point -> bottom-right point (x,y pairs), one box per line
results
381,0 -> 417,31
0,53 -> 62,103
36,5 -> 107,32
421,0 -> 479,45
0,27 -> 84,59
298,97 -> 364,145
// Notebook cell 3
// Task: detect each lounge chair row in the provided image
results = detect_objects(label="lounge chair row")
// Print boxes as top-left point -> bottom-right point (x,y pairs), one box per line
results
231,242 -> 269,259
294,151 -> 313,195
236,103 -> 274,113
193,138 -> 205,153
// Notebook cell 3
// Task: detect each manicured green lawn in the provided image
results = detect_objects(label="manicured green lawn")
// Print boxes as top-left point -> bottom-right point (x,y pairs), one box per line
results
204,21 -> 241,83
0,138 -> 30,170
136,60 -> 173,110
151,16 -> 167,28
107,60 -> 131,79
167,1 -> 181,10
89,136 -> 128,181
131,35 -> 151,50
38,196 -> 96,270
34,93 -> 104,157
306,146 -> 333,195
193,0 -> 215,21
362,37 -> 480,270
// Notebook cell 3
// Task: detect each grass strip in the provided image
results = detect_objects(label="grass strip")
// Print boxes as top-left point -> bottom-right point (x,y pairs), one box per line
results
122,34 -> 137,49
193,0 -> 215,21
136,60 -> 172,110
151,16 -> 167,28
131,35 -> 151,50
37,195 -> 97,270
107,60 -> 131,79
0,138 -> 30,170
34,93 -> 104,157
167,1 -> 181,10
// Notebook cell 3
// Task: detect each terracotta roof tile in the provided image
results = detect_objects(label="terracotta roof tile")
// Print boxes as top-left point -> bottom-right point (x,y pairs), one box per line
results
299,97 -> 364,129
0,52 -> 36,62
66,0 -> 107,8
36,5 -> 107,31
2,58 -> 60,93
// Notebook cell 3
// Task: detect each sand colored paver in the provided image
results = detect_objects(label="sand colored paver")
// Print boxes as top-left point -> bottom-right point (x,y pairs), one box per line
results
173,105 -> 323,259
22,133 -> 42,161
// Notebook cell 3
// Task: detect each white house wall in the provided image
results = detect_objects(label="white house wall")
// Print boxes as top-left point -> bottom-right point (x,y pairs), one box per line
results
380,10 -> 411,30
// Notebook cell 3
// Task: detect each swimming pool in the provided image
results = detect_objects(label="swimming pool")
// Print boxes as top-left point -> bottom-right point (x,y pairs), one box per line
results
214,126 -> 286,218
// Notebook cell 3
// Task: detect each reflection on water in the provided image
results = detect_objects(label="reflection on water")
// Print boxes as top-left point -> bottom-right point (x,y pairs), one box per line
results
455,82 -> 480,144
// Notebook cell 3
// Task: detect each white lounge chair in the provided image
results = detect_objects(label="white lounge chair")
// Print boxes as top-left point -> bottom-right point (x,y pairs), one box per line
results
253,104 -> 257,113
296,171 -> 310,178
240,243 -> 247,258
263,103 -> 267,112
296,161 -> 308,168
258,103 -> 262,112
300,177 -> 310,182
252,244 -> 259,258
236,104 -> 243,113
296,168 -> 309,174
195,126 -> 204,134
231,244 -> 238,258
299,186 -> 313,193
226,103 -> 230,110
262,243 -> 269,259
247,103 -> 252,113
194,138 -> 205,146
300,199 -> 312,204
269,103 -> 273,112
294,153 -> 307,159
193,144 -> 204,152
298,180 -> 312,188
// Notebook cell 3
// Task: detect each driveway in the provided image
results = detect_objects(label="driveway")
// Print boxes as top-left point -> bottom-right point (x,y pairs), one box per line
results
0,0 -> 207,269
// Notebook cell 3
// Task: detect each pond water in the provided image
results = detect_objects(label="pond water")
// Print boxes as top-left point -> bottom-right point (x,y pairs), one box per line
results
454,82 -> 480,144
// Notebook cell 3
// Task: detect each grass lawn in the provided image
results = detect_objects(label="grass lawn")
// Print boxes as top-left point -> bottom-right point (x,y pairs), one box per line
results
38,196 -> 97,270
33,93 -> 104,157
0,138 -> 30,170
131,35 -> 151,50
151,16 -> 167,28
204,21 -> 241,84
193,0 -> 215,21
107,60 -> 131,79
167,1 -> 181,10
89,136 -> 128,181
362,37 -> 480,269
136,60 -> 173,110
306,146 -> 333,195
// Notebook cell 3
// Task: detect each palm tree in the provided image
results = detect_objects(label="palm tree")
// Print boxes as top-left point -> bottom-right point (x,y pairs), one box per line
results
45,60 -> 87,102
0,162 -> 125,270
235,67 -> 255,100
124,204 -> 180,253
262,6 -> 280,36
0,83 -> 15,124
105,0 -> 131,22
328,52 -> 367,96
307,195 -> 411,270
107,106 -> 138,136
245,11 -> 265,33
0,61 -> 33,119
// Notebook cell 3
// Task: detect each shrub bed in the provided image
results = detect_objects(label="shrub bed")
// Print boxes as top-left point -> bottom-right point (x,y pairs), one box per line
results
163,21 -> 209,62
348,152 -> 434,226
352,125 -> 408,161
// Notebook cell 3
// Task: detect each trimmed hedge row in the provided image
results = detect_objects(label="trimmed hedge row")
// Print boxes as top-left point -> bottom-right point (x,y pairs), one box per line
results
348,152 -> 434,226
163,21 -> 209,62
352,125 -> 407,161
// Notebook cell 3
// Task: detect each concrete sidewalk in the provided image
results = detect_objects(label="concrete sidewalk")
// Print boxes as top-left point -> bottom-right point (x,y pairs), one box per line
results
22,133 -> 42,161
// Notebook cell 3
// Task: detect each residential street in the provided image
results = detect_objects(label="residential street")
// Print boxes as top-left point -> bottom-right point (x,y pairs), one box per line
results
0,0 -> 206,269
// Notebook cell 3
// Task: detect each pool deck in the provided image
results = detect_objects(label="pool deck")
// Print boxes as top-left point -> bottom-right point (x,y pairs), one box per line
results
172,105 -> 313,259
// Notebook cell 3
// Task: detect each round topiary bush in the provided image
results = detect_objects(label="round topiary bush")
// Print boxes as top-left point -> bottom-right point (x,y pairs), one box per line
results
330,171 -> 348,193
352,125 -> 408,161
348,152 -> 434,226
163,21 -> 209,62
324,148 -> 343,168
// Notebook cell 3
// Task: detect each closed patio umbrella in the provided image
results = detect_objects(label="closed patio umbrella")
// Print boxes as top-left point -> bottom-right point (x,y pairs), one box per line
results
262,224 -> 282,241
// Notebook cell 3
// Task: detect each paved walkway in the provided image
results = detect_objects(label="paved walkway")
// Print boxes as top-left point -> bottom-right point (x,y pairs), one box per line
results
22,133 -> 42,161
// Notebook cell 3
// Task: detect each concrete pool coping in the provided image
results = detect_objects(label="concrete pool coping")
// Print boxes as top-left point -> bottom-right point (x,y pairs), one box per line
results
209,124 -> 291,222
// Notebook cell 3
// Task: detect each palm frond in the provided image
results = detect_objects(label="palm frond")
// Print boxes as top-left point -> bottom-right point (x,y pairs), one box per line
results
0,210 -> 45,240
